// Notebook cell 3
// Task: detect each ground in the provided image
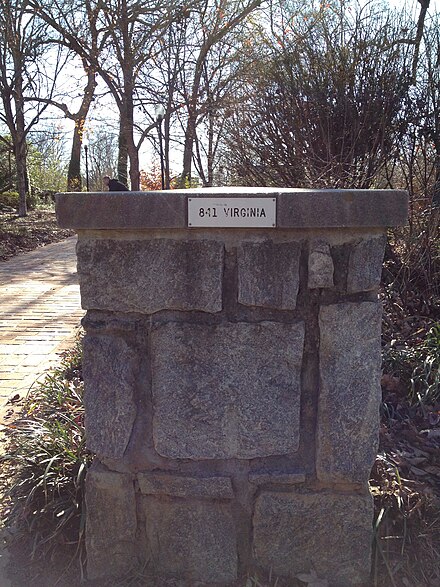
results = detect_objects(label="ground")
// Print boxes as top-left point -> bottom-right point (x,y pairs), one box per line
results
0,209 -> 74,261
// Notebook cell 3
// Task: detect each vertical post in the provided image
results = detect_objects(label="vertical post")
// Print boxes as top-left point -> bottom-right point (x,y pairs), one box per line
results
84,144 -> 90,192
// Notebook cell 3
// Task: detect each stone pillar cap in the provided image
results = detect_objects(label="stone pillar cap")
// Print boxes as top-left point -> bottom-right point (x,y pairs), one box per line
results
56,187 -> 408,229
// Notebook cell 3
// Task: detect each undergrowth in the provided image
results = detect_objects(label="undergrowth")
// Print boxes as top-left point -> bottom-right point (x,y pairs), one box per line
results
372,210 -> 440,587
1,335 -> 91,565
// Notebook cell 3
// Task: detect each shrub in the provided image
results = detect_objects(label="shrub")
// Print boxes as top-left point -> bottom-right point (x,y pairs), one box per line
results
0,190 -> 41,211
0,191 -> 19,209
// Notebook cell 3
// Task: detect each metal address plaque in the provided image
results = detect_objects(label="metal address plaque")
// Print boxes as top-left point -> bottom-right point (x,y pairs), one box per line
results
188,197 -> 276,228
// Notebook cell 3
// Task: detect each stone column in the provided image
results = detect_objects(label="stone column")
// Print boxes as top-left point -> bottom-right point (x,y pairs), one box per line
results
56,187 -> 408,587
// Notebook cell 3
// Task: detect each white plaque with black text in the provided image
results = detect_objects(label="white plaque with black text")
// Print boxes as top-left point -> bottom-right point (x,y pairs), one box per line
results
188,197 -> 276,228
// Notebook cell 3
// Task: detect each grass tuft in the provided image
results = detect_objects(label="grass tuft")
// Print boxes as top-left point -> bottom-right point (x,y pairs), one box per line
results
1,334 -> 92,564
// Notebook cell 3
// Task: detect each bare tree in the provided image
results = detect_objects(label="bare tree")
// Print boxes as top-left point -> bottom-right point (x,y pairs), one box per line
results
0,0 -> 61,215
176,0 -> 264,187
30,0 -> 203,190
224,0 -> 413,189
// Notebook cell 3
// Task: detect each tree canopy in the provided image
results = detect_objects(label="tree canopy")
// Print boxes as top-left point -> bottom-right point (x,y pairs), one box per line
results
0,0 -> 439,214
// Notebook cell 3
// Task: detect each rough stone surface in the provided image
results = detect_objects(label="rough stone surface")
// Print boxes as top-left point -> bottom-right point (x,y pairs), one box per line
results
143,498 -> 237,583
82,335 -> 138,459
317,302 -> 382,483
151,321 -> 304,459
56,188 -> 409,229
85,469 -> 137,580
238,240 -> 301,309
56,192 -> 187,229
253,491 -> 373,586
76,238 -> 224,313
248,472 -> 306,485
347,236 -> 386,292
138,473 -> 234,499
276,189 -> 408,228
308,239 -> 334,289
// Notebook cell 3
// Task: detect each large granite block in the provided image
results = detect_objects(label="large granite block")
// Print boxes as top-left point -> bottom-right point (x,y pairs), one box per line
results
253,491 -> 373,586
317,302 -> 382,483
143,498 -> 237,583
347,236 -> 386,292
238,240 -> 301,309
150,321 -> 304,459
77,238 -> 224,313
83,335 -> 138,459
86,470 -> 137,579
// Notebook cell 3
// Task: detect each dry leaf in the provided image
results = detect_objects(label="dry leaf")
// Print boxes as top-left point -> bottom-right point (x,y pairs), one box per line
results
424,465 -> 440,475
410,466 -> 429,476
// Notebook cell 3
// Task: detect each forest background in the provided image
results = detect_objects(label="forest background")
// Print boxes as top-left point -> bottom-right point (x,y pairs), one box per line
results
0,0 -> 439,214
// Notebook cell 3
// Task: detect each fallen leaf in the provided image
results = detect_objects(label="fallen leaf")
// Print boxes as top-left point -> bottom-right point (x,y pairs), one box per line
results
424,466 -> 440,475
410,466 -> 429,476
404,456 -> 427,465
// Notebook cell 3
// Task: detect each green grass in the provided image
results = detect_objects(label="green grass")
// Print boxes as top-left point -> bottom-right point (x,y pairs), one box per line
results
382,322 -> 440,408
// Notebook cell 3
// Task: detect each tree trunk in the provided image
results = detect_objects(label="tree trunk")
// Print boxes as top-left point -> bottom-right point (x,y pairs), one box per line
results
164,114 -> 171,189
117,121 -> 128,186
180,120 -> 195,188
432,154 -> 440,207
15,138 -> 27,217
118,101 -> 139,190
179,43 -> 208,188
67,65 -> 97,191
68,129 -> 82,191
14,69 -> 27,216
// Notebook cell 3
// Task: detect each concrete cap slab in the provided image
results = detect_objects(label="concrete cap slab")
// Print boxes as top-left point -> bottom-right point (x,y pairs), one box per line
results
56,187 -> 408,229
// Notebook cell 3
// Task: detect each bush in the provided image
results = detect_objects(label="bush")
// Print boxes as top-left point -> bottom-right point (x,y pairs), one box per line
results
0,191 -> 19,209
0,190 -> 41,211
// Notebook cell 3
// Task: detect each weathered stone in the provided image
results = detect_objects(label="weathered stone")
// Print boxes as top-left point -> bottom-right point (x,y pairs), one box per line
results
138,473 -> 234,499
238,240 -> 301,309
308,239 -> 334,289
143,498 -> 237,583
317,302 -> 382,483
253,491 -> 373,586
76,238 -> 224,313
82,335 -> 138,459
56,188 -> 409,230
85,469 -> 137,580
347,235 -> 386,292
276,189 -> 408,228
248,472 -> 306,485
151,321 -> 304,459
